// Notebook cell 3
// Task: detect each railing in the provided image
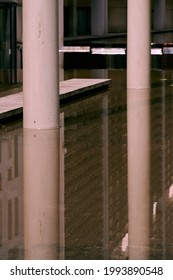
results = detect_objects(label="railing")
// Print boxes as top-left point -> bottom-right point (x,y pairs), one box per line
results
59,45 -> 173,55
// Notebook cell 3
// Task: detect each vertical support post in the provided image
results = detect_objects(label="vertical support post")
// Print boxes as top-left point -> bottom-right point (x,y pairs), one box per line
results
91,0 -> 108,35
127,0 -> 151,259
127,0 -> 151,89
23,0 -> 59,129
10,4 -> 17,84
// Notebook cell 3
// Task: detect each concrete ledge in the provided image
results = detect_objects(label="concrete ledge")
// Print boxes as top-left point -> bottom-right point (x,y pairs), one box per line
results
0,92 -> 23,120
0,78 -> 111,121
60,78 -> 110,100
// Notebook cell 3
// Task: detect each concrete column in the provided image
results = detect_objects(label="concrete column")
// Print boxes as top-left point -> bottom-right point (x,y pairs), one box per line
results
127,0 -> 151,89
23,0 -> 59,129
127,89 -> 150,259
91,0 -> 108,35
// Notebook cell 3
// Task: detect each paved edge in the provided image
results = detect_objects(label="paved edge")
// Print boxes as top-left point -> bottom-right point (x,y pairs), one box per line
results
0,79 -> 111,121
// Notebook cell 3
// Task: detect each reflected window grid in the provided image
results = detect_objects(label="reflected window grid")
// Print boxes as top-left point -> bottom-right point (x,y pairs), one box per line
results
7,167 -> 12,181
14,197 -> 18,236
8,200 -> 12,240
8,140 -> 12,160
0,173 -> 2,192
1,68 -> 173,259
0,201 -> 2,247
8,247 -> 19,260
0,143 -> 1,162
14,136 -> 19,178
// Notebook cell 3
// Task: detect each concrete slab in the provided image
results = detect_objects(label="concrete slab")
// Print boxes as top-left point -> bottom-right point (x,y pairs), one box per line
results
60,78 -> 110,99
0,78 -> 110,121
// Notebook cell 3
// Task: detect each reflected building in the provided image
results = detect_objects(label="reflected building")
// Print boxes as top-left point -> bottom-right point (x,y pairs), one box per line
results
1,69 -> 173,259
63,92 -> 105,259
108,70 -> 128,260
1,1 -> 173,84
150,70 -> 173,259
0,124 -> 23,259
63,72 -> 128,260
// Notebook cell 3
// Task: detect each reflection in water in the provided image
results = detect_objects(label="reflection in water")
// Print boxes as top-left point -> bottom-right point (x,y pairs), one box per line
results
1,70 -> 173,259
64,92 -> 108,259
102,92 -> 109,259
0,124 -> 23,259
92,70 -> 109,258
23,114 -> 64,259
150,71 -> 173,259
127,88 -> 150,259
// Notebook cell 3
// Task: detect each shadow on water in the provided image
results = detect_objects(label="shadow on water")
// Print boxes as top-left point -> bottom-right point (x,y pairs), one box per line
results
1,69 -> 173,259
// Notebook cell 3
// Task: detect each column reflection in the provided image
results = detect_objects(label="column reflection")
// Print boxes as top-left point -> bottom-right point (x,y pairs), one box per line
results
92,69 -> 109,259
102,90 -> 109,259
24,117 -> 64,259
127,88 -> 151,259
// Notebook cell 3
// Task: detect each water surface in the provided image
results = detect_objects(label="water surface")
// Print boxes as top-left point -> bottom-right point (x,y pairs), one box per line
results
0,69 -> 173,260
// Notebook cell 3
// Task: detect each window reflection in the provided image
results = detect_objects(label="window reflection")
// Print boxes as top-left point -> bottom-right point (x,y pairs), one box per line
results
0,127 -> 23,259
0,201 -> 2,247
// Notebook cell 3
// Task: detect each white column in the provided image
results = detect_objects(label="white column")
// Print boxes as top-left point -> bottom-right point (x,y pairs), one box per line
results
23,0 -> 59,129
127,1 -> 151,259
127,89 -> 150,259
127,0 -> 151,89
91,0 -> 108,35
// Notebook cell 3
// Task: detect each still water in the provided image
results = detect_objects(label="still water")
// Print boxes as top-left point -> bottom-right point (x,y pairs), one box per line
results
0,69 -> 173,260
